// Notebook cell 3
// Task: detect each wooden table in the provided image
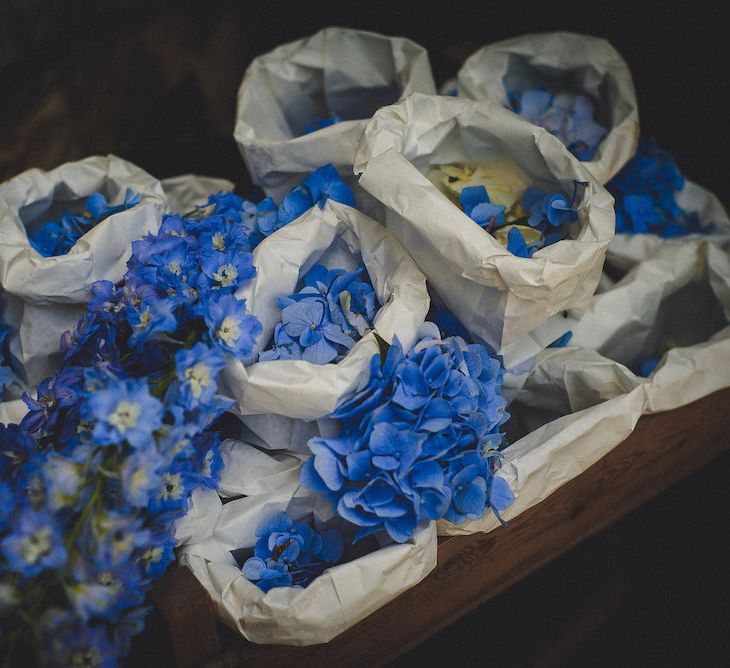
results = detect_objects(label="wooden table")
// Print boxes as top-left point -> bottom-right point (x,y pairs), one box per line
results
147,387 -> 730,667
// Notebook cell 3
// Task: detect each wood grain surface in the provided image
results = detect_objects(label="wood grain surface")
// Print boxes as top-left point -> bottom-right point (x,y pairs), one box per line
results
150,387 -> 730,668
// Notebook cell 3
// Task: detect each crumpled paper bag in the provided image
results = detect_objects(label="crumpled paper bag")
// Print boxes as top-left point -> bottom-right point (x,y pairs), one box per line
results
0,155 -> 165,304
571,239 -> 730,413
234,27 -> 436,202
0,156 -> 166,386
0,398 -> 28,425
456,32 -> 639,184
439,347 -> 647,536
180,440 -> 438,645
161,174 -> 235,215
606,180 -> 730,271
441,239 -> 730,536
222,199 -> 429,419
354,93 -> 614,364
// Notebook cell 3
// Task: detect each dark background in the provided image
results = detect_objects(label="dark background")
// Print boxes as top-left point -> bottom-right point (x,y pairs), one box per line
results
2,1 -> 729,666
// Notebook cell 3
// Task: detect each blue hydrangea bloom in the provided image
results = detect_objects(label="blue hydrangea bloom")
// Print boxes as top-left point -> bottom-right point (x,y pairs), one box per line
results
262,264 -> 377,364
510,89 -> 607,161
301,322 -> 512,543
236,512 -> 344,592
608,140 -> 706,237
459,185 -> 506,230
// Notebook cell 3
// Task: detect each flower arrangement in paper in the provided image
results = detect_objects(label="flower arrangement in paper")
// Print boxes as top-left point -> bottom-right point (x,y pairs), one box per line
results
608,140 -> 707,237
28,189 -> 141,257
260,263 -> 378,364
428,161 -> 580,257
300,322 -> 514,544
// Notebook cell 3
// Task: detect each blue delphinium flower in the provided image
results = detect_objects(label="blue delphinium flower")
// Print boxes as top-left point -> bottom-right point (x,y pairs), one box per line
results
235,512 -> 344,592
608,140 -> 706,237
174,343 -> 227,411
84,376 -> 163,448
0,508 -> 67,577
510,89 -> 607,161
204,293 -> 262,358
261,264 -> 378,364
301,322 -> 513,543
303,112 -> 342,135
28,189 -> 141,257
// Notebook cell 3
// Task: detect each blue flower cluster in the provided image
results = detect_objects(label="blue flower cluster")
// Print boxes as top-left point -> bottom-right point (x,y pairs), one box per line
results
608,140 -> 705,237
233,512 -> 344,592
458,184 -> 578,258
29,189 -> 141,257
260,263 -> 378,365
300,322 -> 513,543
509,89 -> 607,161
0,202 -> 263,665
303,112 -> 342,135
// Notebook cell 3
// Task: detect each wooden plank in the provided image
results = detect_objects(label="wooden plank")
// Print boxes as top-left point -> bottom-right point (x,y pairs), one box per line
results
151,388 -> 730,667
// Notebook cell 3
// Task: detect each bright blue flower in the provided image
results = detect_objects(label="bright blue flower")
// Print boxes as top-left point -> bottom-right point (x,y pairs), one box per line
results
277,186 -> 313,228
0,508 -> 67,577
608,140 -> 707,238
20,367 -> 83,434
204,293 -> 262,358
302,164 -> 356,210
257,323 -> 304,361
506,227 -> 537,258
237,512 -> 344,591
136,527 -> 177,579
459,185 -> 506,230
174,343 -> 227,410
43,453 -> 84,510
200,247 -> 256,291
84,376 -> 163,448
127,298 -> 177,347
279,296 -> 346,364
302,323 -> 511,542
121,448 -> 166,507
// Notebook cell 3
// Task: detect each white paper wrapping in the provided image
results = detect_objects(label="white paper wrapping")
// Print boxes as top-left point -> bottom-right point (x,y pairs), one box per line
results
440,343 -> 647,536
571,239 -> 730,413
180,440 -> 438,645
0,399 -> 28,425
0,155 -> 166,304
161,174 -> 235,215
222,199 -> 429,419
0,156 -> 165,386
234,27 -> 436,202
456,32 -> 639,184
606,180 -> 730,271
355,93 -> 615,361
441,238 -> 730,536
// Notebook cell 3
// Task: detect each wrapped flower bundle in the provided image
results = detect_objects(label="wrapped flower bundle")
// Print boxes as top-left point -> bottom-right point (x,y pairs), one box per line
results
456,32 -> 639,184
2,24 -> 730,665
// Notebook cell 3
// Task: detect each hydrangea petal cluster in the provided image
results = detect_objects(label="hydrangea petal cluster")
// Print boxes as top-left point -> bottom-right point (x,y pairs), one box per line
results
607,140 -> 706,237
28,189 -> 141,257
300,322 -> 513,543
509,89 -> 607,161
0,196 -> 262,666
260,263 -> 378,364
233,512 -> 344,592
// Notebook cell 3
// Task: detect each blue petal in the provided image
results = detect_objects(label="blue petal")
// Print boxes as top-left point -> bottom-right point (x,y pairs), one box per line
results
384,513 -> 417,543
489,476 -> 515,512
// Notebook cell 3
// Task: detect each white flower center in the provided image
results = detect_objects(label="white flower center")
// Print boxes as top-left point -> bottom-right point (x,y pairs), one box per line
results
211,231 -> 226,251
141,546 -> 163,564
21,528 -> 52,564
161,472 -> 183,500
134,308 -> 151,331
109,400 -> 141,433
167,259 -> 182,275
217,315 -> 240,347
213,263 -> 238,287
130,465 -> 150,498
184,362 -> 212,398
